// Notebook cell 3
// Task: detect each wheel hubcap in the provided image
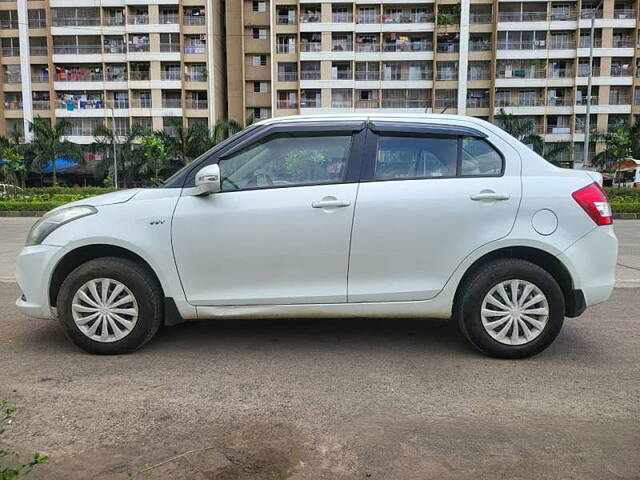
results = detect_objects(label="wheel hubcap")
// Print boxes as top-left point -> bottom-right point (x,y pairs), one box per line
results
480,279 -> 549,346
71,278 -> 138,343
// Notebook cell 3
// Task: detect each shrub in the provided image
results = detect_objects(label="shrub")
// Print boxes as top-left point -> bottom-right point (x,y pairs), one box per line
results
611,202 -> 640,213
0,201 -> 65,212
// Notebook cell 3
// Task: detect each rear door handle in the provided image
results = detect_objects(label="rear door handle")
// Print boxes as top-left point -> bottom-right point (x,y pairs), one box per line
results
470,191 -> 510,201
312,199 -> 351,209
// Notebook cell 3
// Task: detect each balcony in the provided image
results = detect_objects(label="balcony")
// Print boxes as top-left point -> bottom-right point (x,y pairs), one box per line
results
468,69 -> 491,80
332,41 -> 353,52
613,8 -> 635,18
466,97 -> 490,108
1,47 -> 19,56
184,16 -> 205,26
52,17 -> 100,26
0,20 -> 18,29
495,97 -> 545,107
332,99 -> 353,108
546,126 -> 571,134
277,72 -> 297,82
4,73 -> 21,84
550,11 -> 576,20
55,71 -> 103,81
184,44 -> 206,54
469,12 -> 492,23
382,99 -> 429,108
128,43 -> 150,53
277,14 -> 296,25
276,43 -> 297,54
436,70 -> 457,81
28,18 -> 46,28
434,98 -> 456,109
104,44 -> 126,54
300,42 -> 321,52
497,68 -> 546,79
384,69 -> 431,81
186,99 -> 208,109
30,46 -> 48,56
498,11 -> 546,22
127,15 -> 149,25
612,38 -> 634,48
277,100 -> 298,109
549,68 -> 573,78
300,12 -> 320,23
611,65 -> 632,76
577,65 -> 600,76
32,100 -> 50,110
579,37 -> 602,48
56,98 -> 104,109
576,96 -> 599,105
53,45 -> 102,54
356,99 -> 379,108
130,98 -> 152,108
383,12 -> 434,24
383,40 -> 432,52
356,13 -> 380,24
105,72 -> 126,81
355,71 -> 380,81
580,9 -> 603,18
550,39 -> 575,49
356,43 -> 380,52
160,43 -> 180,53
4,100 -> 22,110
159,14 -> 178,24
103,16 -> 125,26
332,70 -> 352,80
31,73 -> 49,83
129,71 -> 150,80
469,40 -> 491,52
609,94 -> 631,105
332,12 -> 353,23
162,98 -> 182,108
547,97 -> 572,106
161,71 -> 181,80
300,70 -> 321,80
497,41 -> 546,50
105,99 -> 129,109
300,97 -> 320,108
185,72 -> 207,82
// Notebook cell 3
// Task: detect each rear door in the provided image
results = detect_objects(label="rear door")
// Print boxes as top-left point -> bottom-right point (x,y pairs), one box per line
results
347,122 -> 522,302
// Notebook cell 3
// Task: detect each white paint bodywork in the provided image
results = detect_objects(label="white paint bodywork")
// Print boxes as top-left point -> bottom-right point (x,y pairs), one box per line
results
15,114 -> 617,322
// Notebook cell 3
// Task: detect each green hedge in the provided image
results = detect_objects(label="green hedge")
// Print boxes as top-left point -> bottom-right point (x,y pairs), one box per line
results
21,187 -> 115,196
611,202 -> 640,214
0,201 -> 64,211
605,188 -> 640,204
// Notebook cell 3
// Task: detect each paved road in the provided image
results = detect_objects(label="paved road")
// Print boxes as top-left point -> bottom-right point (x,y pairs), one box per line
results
0,219 -> 638,479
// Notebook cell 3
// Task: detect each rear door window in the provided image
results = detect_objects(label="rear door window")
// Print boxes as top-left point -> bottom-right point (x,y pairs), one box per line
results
375,135 -> 458,180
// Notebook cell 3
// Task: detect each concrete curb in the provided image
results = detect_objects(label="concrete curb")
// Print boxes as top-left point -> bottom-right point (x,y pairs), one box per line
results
613,213 -> 640,220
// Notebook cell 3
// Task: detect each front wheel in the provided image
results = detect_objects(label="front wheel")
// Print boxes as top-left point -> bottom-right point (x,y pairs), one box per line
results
457,259 -> 565,359
56,257 -> 163,354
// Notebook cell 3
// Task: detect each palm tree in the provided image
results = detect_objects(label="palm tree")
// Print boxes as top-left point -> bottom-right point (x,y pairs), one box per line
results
495,109 -> 544,153
591,120 -> 639,183
495,109 -> 571,165
92,124 -> 146,188
0,124 -> 26,187
158,118 -> 243,167
27,117 -> 83,186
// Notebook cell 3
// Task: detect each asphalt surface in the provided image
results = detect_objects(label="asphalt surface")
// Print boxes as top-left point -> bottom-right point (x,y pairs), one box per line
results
0,219 -> 638,479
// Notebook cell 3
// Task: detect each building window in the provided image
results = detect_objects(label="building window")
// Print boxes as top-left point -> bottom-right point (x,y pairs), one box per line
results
252,28 -> 267,39
253,1 -> 266,13
252,55 -> 267,66
253,81 -> 268,93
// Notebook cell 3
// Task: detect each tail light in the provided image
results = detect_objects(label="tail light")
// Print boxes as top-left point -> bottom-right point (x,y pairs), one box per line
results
572,182 -> 612,226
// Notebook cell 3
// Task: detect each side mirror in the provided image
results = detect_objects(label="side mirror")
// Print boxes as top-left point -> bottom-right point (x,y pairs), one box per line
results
193,164 -> 221,196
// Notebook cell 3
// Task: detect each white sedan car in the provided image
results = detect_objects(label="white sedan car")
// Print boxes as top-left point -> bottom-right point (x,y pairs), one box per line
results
15,114 -> 617,358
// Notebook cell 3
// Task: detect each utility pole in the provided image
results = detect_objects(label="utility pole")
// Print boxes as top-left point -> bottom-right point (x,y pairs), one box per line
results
581,0 -> 603,169
111,106 -> 118,190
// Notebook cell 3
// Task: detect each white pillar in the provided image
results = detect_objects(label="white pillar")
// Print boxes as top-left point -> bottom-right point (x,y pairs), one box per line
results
16,0 -> 33,140
457,0 -> 470,116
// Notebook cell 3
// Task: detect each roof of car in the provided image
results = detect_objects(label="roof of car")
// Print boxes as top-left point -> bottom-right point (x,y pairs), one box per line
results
254,113 -> 487,126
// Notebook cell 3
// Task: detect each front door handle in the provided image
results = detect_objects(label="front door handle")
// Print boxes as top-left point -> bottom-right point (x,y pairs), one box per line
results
470,191 -> 510,202
312,198 -> 351,209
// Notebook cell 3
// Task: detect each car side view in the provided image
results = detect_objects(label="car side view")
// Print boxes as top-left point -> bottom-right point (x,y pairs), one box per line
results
15,114 -> 618,358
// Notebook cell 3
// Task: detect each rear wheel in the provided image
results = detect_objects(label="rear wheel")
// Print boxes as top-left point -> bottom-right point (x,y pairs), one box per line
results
457,259 -> 565,359
56,257 -> 163,354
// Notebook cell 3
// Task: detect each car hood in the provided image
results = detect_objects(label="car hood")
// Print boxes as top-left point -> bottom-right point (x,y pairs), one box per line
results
55,189 -> 142,211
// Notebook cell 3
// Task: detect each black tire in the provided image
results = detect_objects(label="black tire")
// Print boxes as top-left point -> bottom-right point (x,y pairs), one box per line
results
457,259 -> 565,359
56,257 -> 163,354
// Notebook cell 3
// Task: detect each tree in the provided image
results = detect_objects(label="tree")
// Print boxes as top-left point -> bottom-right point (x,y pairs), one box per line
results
157,118 -> 243,167
27,118 -> 83,186
0,125 -> 26,188
91,124 -> 146,188
495,109 -> 571,165
591,120 -> 638,183
138,132 -> 170,184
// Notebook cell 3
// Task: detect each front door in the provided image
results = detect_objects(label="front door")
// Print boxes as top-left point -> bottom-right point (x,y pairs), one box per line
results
347,123 -> 522,302
172,129 -> 362,306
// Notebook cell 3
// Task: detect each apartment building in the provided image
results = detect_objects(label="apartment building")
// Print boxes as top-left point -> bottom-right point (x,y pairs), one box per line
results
0,0 -> 225,142
226,0 -> 640,164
